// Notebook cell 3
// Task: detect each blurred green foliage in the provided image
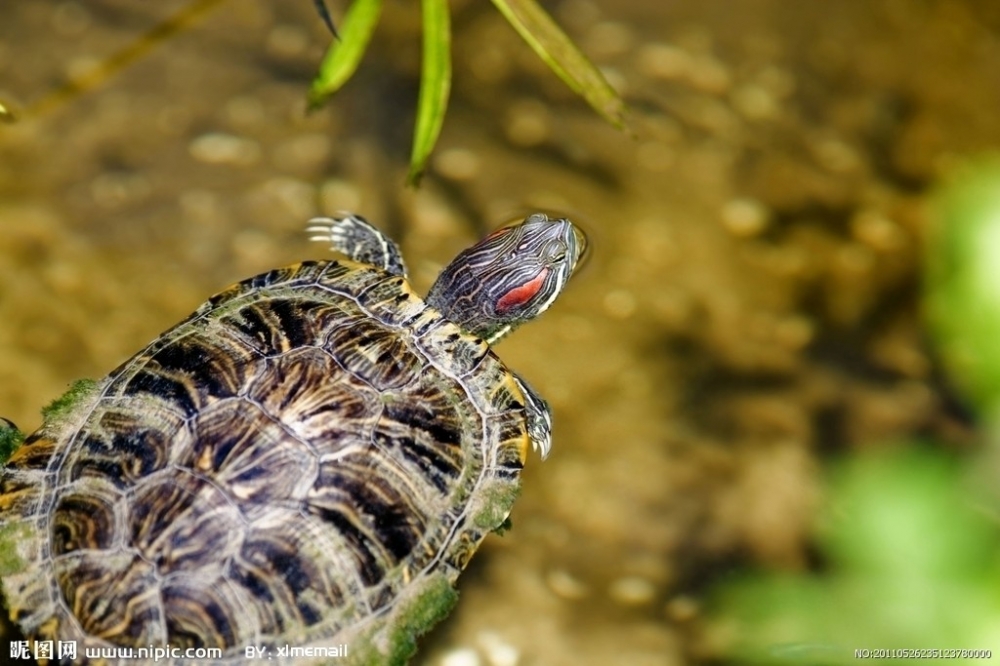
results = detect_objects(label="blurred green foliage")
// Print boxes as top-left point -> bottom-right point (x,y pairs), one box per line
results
713,160 -> 1000,663
925,159 -> 1000,417
309,0 -> 626,185
715,449 -> 1000,665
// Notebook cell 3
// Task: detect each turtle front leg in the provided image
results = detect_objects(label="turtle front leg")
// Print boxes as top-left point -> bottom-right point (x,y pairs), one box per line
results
513,374 -> 553,460
308,213 -> 407,277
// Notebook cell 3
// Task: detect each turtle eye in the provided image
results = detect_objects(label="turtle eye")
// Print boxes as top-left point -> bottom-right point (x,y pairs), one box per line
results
544,240 -> 568,263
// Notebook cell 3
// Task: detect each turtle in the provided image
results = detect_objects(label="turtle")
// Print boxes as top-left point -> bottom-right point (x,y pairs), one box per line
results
0,212 -> 586,665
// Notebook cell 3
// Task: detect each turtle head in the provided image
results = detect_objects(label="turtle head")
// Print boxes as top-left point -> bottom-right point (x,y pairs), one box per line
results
427,213 -> 587,344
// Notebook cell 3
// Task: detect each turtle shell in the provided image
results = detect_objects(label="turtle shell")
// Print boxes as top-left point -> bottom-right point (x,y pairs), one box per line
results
0,260 -> 529,665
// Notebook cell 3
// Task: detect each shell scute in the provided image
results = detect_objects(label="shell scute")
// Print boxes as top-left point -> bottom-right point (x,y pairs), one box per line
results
375,399 -> 465,494
66,405 -> 182,488
188,401 -> 318,507
354,275 -> 427,328
134,482 -> 242,575
251,348 -> 378,450
145,338 -> 236,396
325,319 -> 424,391
198,262 -> 325,316
51,490 -> 119,555
121,367 -> 203,419
54,551 -> 161,643
4,434 -> 59,473
0,440 -> 55,518
160,576 -> 248,648
234,517 -> 353,628
415,326 -> 491,379
218,297 -> 348,357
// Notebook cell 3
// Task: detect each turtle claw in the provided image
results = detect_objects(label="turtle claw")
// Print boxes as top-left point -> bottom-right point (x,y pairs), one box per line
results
513,375 -> 552,460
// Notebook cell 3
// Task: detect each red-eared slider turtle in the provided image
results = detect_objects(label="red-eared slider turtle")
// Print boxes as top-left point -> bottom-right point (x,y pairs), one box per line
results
0,212 -> 586,665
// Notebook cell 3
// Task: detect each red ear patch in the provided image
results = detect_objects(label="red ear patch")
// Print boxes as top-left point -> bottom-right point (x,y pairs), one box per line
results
496,268 -> 548,313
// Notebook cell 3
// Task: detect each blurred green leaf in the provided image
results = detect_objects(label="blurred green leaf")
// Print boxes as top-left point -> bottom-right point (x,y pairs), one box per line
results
925,159 -> 1000,415
713,449 -> 1000,665
490,0 -> 626,128
309,0 -> 383,107
407,0 -> 451,186
824,449 -> 993,580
